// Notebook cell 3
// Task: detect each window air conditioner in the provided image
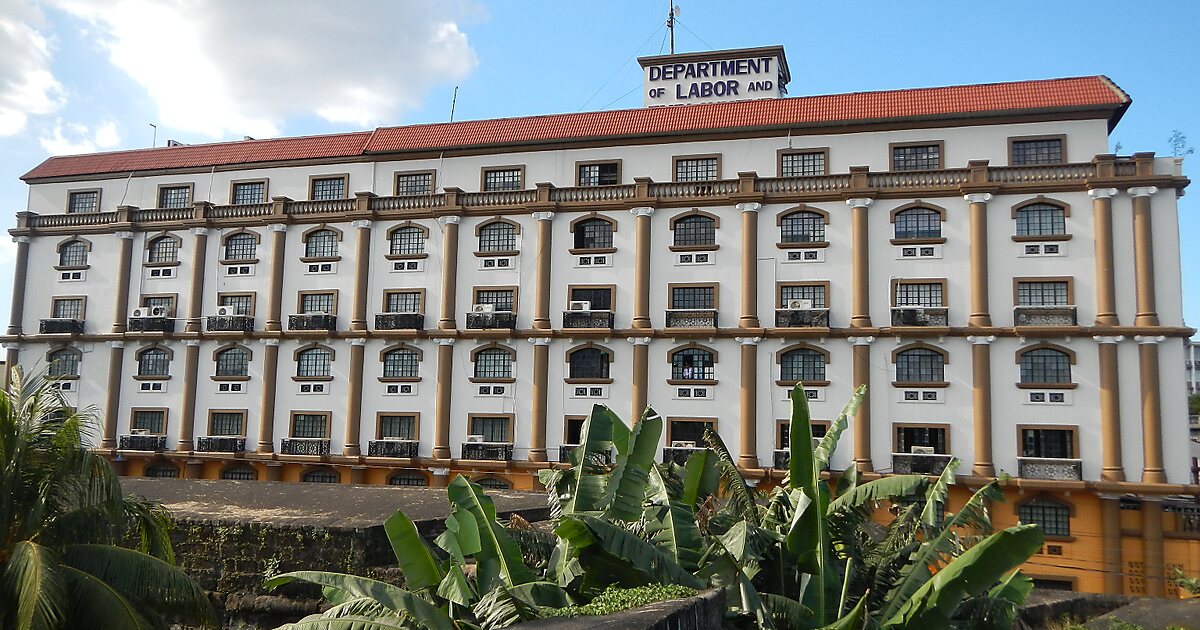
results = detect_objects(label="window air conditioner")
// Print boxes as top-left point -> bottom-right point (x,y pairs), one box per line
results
216,306 -> 237,317
466,434 -> 485,443
786,298 -> 813,310
568,301 -> 591,311
147,306 -> 167,317
910,445 -> 936,455
130,428 -> 147,435
670,440 -> 696,448
471,303 -> 495,313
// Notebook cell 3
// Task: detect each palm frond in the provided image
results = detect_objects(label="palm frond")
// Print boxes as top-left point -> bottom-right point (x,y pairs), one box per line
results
60,544 -> 216,627
2,540 -> 67,630
701,426 -> 760,526
58,565 -> 153,630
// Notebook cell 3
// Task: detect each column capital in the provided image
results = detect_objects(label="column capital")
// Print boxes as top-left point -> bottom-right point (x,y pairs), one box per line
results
12,235 -> 29,244
1093,335 -> 1126,344
1089,187 -> 1119,200
115,231 -> 134,240
963,193 -> 993,204
735,202 -> 761,213
349,337 -> 367,347
734,337 -> 762,346
260,338 -> 280,347
108,340 -> 125,349
529,337 -> 553,346
437,215 -> 461,226
1134,335 -> 1166,345
626,336 -> 652,346
1128,186 -> 1159,198
845,197 -> 873,209
351,219 -> 372,230
531,211 -> 555,222
847,336 -> 875,346
433,337 -> 456,346
267,223 -> 288,233
189,227 -> 209,237
185,339 -> 201,347
2,342 -> 20,351
630,206 -> 655,218
966,335 -> 996,345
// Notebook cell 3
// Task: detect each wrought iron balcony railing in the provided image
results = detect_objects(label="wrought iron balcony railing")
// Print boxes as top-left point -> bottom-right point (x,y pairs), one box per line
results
127,316 -> 175,333
559,444 -> 614,465
890,307 -> 949,327
562,310 -> 615,329
665,309 -> 717,328
206,314 -> 254,332
118,434 -> 167,451
374,313 -> 425,330
1017,457 -> 1082,481
39,318 -> 83,334
775,308 -> 830,328
288,314 -> 337,331
663,446 -> 706,465
465,311 -> 517,330
461,442 -> 514,461
367,439 -> 419,458
892,452 -> 953,475
1014,306 -> 1078,327
195,436 -> 246,453
280,437 -> 331,456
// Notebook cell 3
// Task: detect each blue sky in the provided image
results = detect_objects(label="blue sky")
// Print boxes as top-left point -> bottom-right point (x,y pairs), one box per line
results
0,0 -> 1196,329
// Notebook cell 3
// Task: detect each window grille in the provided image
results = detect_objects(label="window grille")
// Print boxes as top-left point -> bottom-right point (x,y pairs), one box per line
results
669,420 -> 713,444
1017,281 -> 1069,306
1012,139 -> 1063,166
379,415 -> 416,439
146,237 -> 178,263
395,172 -> 433,196
59,241 -> 88,267
224,234 -> 257,260
573,218 -> 614,249
894,208 -> 941,240
310,177 -> 345,200
477,478 -> 510,490
780,285 -> 827,309
385,292 -> 421,313
48,350 -> 80,377
1020,348 -> 1071,384
215,347 -> 249,377
780,151 -> 826,176
292,414 -> 328,439
780,211 -> 825,243
1015,203 -> 1066,236
569,287 -> 611,310
895,348 -> 945,382
304,230 -> 338,258
389,227 -> 425,255
158,186 -> 191,209
671,286 -> 715,310
1018,499 -> 1071,537
781,348 -> 825,382
296,348 -> 331,378
68,191 -> 99,214
302,469 -> 338,483
141,296 -> 174,314
895,283 -> 943,307
675,157 -> 718,182
137,349 -> 170,377
578,162 -> 619,186
221,467 -> 256,480
671,348 -> 714,381
383,349 -> 419,378
672,215 -> 715,247
301,293 -> 334,314
478,222 -> 516,252
473,348 -> 513,379
896,426 -> 947,452
1022,428 -> 1075,458
389,472 -> 427,486
892,144 -> 940,171
210,412 -> 244,436
52,298 -> 84,320
475,290 -> 514,312
145,464 -> 179,478
568,348 -> 609,379
470,416 -> 510,442
133,410 -> 165,434
483,169 -> 522,191
231,181 -> 265,205
219,295 -> 253,315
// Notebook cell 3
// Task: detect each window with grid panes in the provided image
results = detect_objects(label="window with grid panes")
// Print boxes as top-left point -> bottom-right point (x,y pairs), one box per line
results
215,347 -> 249,377
302,469 -> 338,483
147,237 -> 178,263
231,181 -> 265,205
475,290 -> 515,312
470,416 -> 510,442
1022,428 -> 1075,458
145,464 -> 179,478
221,467 -> 256,480
780,285 -> 827,309
578,162 -> 619,186
780,151 -> 826,177
1020,348 -> 1071,384
892,144 -> 941,171
219,294 -> 253,315
58,241 -> 88,267
895,283 -> 943,307
52,298 -> 83,319
389,227 -> 425,255
137,349 -> 170,377
48,349 -> 80,377
310,177 -> 345,200
141,296 -> 174,315
68,191 -> 99,214
301,293 -> 334,314
670,420 -> 713,444
383,349 -> 418,378
133,410 -> 165,434
478,222 -> 516,252
1018,499 -> 1070,537
568,348 -> 609,379
478,478 -> 510,490
158,186 -> 191,209
672,215 -> 715,246
1012,139 -> 1063,165
473,348 -> 513,379
569,287 -> 612,310
674,157 -> 718,181
780,211 -> 825,243
671,348 -> 714,381
1017,281 -> 1070,306
895,348 -> 944,382
296,348 -> 331,377
896,426 -> 947,453
389,472 -> 427,486
573,218 -> 614,249
1015,203 -> 1066,236
210,412 -> 244,436
482,168 -> 522,191
671,286 -> 715,310
304,229 -> 338,258
781,348 -> 825,382
894,208 -> 941,240
291,413 -> 328,438
379,414 -> 416,440
385,291 -> 421,313
224,233 -> 257,260
395,172 -> 433,196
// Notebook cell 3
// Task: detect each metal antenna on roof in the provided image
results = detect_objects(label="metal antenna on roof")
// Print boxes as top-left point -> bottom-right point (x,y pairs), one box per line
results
149,123 -> 157,148
666,1 -> 678,54
449,86 -> 459,123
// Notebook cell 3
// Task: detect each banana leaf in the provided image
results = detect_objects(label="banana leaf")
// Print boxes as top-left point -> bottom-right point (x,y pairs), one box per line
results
702,426 -> 759,526
681,449 -> 719,508
819,592 -> 868,630
555,515 -> 702,588
814,385 -> 865,474
645,466 -> 705,571
444,477 -> 536,592
602,408 -> 662,522
560,405 -> 621,515
383,510 -> 442,592
435,565 -> 476,608
264,571 -> 454,630
920,458 -> 959,529
827,475 -> 929,514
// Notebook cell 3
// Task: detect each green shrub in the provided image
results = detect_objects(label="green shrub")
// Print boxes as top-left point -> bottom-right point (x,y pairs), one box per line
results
544,584 -> 699,618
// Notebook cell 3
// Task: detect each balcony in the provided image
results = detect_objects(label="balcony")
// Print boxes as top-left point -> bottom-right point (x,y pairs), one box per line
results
367,439 -> 419,458
892,452 -> 953,475
890,307 -> 949,327
196,436 -> 246,453
775,308 -> 830,328
1014,306 -> 1078,327
39,318 -> 83,334
206,315 -> 254,332
465,311 -> 517,330
663,446 -> 706,465
1018,457 -> 1083,481
288,314 -> 337,332
375,313 -> 425,331
128,316 -> 175,333
118,434 -> 167,451
280,437 -> 331,456
665,309 -> 718,328
559,444 -> 614,464
461,442 -> 514,461
562,310 -> 615,329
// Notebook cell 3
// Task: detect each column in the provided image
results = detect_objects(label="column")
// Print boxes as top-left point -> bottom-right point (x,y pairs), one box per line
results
176,339 -> 201,452
1089,188 -> 1119,326
432,338 -> 455,459
532,212 -> 554,330
628,337 -> 651,422
630,207 -> 654,329
437,215 -> 461,330
2,343 -> 18,392
344,338 -> 366,457
1128,187 -> 1159,327
5,236 -> 31,387
184,227 -> 209,332
736,337 -> 760,469
1135,335 -> 1167,483
965,193 -> 993,327
1095,335 -> 1125,481
1142,498 -> 1166,598
967,335 -> 995,477
256,339 -> 280,453
1099,495 -> 1124,595
847,199 -> 873,328
264,224 -> 288,333
737,202 -> 761,328
528,338 -> 551,462
349,219 -> 372,332
111,230 -> 135,333
848,336 -> 874,472
101,230 -> 135,448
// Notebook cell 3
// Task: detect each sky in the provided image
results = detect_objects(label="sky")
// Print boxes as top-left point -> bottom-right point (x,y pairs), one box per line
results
0,0 -> 1197,330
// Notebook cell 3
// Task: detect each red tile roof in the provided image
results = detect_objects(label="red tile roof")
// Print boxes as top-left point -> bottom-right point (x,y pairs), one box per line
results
22,76 -> 1129,181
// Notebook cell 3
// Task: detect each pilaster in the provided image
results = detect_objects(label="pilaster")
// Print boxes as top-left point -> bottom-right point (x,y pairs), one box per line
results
847,198 -> 873,328
101,340 -> 125,449
628,336 -> 651,422
437,215 -> 461,330
265,224 -> 288,333
176,339 -> 201,452
532,212 -> 555,330
1128,186 -> 1160,327
736,202 -> 761,328
112,231 -> 135,333
735,336 -> 760,469
964,193 -> 993,327
256,338 -> 280,453
1089,188 -> 1119,326
1094,335 -> 1126,481
433,338 -> 456,459
966,335 -> 995,477
847,336 -> 875,471
344,337 -> 366,457
350,219 -> 373,333
1134,335 -> 1167,484
630,207 -> 655,329
528,337 -> 552,462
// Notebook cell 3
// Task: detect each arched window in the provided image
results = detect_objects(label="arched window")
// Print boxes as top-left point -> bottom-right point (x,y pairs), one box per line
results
671,347 -> 714,381
215,346 -> 249,377
58,240 -> 88,267
304,229 -> 338,258
389,226 -> 425,256
221,466 -> 257,481
673,215 -> 715,247
896,348 -> 944,383
48,349 -> 81,378
477,477 -> 510,490
302,468 -> 339,483
383,347 -> 419,379
144,464 -> 179,478
146,236 -> 179,263
781,348 -> 825,383
893,207 -> 941,240
224,233 -> 257,261
137,348 -> 170,377
573,218 -> 614,250
473,348 -> 513,380
1018,498 -> 1071,537
780,211 -> 825,244
1020,348 -> 1072,384
568,347 -> 609,379
478,221 -> 516,252
388,472 -> 428,486
1015,203 -> 1067,237
296,347 -> 332,378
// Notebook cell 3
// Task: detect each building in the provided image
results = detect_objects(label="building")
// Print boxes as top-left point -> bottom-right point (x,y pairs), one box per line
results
6,46 -> 1197,595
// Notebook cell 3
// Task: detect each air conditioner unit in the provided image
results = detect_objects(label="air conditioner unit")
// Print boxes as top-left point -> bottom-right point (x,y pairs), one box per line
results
670,440 -> 696,448
130,428 -> 147,435
147,306 -> 167,317
216,306 -> 237,317
131,307 -> 148,318
786,298 -> 813,310
568,301 -> 591,311
910,445 -> 936,455
307,310 -> 331,316
466,434 -> 485,443
471,303 -> 495,313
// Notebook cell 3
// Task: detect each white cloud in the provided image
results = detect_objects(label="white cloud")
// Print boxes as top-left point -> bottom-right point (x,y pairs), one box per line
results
0,0 -> 65,135
49,0 -> 479,138
39,119 -> 121,154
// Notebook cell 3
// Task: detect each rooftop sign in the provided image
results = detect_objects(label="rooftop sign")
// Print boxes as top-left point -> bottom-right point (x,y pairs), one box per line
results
638,45 -> 790,107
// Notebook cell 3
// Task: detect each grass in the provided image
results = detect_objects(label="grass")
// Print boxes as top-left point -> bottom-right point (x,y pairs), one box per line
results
543,584 -> 699,618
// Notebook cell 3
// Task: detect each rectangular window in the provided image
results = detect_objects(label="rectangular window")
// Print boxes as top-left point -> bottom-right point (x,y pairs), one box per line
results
577,162 -> 620,186
52,297 -> 84,320
291,413 -> 329,439
674,156 -> 719,182
385,291 -> 422,313
475,289 -> 515,312
395,171 -> 434,196
671,286 -> 715,310
896,426 -> 948,453
482,167 -> 523,191
780,284 -> 827,309
231,181 -> 266,205
1022,428 -> 1075,458
379,414 -> 416,439
1017,281 -> 1070,306
570,287 -> 612,311
158,185 -> 192,209
1011,138 -> 1064,166
891,143 -> 942,171
310,176 -> 346,201
669,419 -> 714,444
894,282 -> 943,307
301,293 -> 335,314
470,416 -> 511,442
141,295 -> 175,315
564,416 -> 586,444
210,411 -> 245,436
777,422 -> 828,449
779,150 -> 827,177
133,410 -> 166,434
219,294 -> 254,316
67,190 -> 99,214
